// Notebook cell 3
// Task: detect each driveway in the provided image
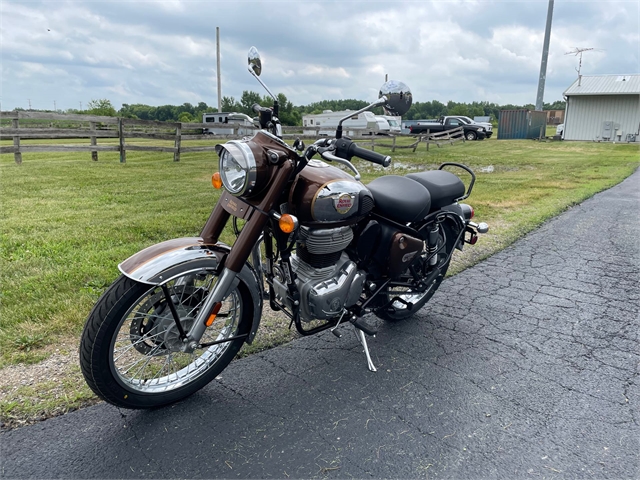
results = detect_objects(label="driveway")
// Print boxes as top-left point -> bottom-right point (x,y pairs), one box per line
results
2,171 -> 638,479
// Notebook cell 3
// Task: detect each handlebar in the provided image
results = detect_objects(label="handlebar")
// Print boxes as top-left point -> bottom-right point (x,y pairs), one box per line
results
252,103 -> 271,114
334,138 -> 391,167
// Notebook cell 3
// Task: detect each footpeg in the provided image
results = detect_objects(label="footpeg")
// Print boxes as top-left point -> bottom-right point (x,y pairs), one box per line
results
352,318 -> 377,336
353,326 -> 377,372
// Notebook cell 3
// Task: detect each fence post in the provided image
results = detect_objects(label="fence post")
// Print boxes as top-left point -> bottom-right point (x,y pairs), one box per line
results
426,129 -> 430,152
12,118 -> 22,165
174,123 -> 181,162
90,121 -> 98,161
118,118 -> 126,163
391,136 -> 396,152
370,138 -> 375,151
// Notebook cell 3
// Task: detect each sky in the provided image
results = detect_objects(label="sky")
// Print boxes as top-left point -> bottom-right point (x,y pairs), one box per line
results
1,0 -> 639,112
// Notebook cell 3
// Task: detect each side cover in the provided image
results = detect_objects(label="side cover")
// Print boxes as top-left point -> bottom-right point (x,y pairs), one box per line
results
118,237 -> 263,344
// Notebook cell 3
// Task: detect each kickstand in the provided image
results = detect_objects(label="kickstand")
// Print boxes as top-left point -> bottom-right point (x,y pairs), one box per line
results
353,326 -> 377,372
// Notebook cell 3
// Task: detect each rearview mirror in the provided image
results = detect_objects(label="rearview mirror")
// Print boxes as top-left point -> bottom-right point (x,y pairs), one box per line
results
379,80 -> 412,116
248,46 -> 262,76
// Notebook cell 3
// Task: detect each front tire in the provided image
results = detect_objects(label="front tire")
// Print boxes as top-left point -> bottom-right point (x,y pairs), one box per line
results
80,272 -> 252,409
465,130 -> 477,141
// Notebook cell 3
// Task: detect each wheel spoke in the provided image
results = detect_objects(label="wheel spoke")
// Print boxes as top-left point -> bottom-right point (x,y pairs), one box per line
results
108,271 -> 245,394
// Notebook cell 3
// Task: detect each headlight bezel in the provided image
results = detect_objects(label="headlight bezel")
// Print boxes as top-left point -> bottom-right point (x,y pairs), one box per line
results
216,141 -> 258,196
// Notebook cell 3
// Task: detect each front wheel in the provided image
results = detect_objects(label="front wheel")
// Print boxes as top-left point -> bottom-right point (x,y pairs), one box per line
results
79,271 -> 252,409
465,130 -> 477,141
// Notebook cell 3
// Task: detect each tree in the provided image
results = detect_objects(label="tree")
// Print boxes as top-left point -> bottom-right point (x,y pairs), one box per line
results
86,99 -> 116,116
221,96 -> 241,112
155,105 -> 177,122
240,91 -> 263,114
178,112 -> 194,122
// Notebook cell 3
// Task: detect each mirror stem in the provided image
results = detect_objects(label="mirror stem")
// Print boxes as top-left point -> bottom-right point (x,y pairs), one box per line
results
335,96 -> 387,139
248,67 -> 277,101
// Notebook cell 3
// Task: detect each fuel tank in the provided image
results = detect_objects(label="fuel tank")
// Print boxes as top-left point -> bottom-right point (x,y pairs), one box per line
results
289,159 -> 374,226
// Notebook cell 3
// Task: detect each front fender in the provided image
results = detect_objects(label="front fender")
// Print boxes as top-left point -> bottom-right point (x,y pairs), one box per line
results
118,237 -> 263,344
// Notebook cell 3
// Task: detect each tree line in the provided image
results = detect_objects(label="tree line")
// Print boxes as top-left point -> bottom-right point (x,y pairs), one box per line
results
17,94 -> 566,126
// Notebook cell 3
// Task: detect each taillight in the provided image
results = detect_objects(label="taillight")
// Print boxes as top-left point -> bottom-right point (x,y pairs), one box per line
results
460,204 -> 474,220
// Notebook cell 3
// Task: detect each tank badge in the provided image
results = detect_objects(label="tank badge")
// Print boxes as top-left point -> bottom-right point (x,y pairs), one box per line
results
334,194 -> 354,214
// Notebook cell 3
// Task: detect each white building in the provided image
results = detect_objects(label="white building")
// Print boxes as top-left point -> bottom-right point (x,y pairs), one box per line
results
563,75 -> 640,142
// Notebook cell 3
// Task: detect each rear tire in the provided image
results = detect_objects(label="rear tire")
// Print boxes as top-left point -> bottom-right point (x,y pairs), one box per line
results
80,272 -> 252,409
375,222 -> 458,322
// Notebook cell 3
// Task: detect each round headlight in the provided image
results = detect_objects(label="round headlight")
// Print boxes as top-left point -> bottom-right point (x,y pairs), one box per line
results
216,141 -> 257,196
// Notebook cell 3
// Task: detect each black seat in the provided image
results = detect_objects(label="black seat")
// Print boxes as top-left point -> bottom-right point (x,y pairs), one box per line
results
406,171 -> 465,209
367,175 -> 431,222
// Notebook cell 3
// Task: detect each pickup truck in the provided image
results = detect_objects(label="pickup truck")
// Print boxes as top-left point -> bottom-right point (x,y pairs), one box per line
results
452,116 -> 493,138
409,116 -> 487,140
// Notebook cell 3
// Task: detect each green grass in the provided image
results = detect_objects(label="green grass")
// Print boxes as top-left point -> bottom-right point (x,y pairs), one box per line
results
1,135 -> 638,424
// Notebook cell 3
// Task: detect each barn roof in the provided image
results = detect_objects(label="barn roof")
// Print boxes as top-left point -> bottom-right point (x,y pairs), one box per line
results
564,74 -> 640,96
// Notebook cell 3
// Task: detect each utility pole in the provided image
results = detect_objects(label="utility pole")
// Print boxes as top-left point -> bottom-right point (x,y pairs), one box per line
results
28,99 -> 32,110
216,26 -> 222,112
54,100 -> 57,111
535,0 -> 554,111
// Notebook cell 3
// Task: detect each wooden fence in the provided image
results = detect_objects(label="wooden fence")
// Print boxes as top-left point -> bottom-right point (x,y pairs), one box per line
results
0,111 -> 464,164
421,126 -> 466,151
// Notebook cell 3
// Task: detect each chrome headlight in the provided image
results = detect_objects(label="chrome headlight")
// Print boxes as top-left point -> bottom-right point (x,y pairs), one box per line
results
216,141 -> 257,196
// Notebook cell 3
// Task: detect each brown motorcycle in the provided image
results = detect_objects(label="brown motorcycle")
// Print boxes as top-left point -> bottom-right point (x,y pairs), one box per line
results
80,47 -> 488,409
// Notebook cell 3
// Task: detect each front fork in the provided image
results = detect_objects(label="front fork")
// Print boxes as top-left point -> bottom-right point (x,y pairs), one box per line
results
185,160 -> 294,349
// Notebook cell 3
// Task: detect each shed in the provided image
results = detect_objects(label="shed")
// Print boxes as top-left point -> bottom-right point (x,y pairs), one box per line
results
497,110 -> 547,139
563,75 -> 640,142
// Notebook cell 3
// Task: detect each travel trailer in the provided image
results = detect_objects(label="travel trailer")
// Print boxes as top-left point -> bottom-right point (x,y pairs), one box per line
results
374,116 -> 391,134
302,110 -> 381,136
202,112 -> 254,135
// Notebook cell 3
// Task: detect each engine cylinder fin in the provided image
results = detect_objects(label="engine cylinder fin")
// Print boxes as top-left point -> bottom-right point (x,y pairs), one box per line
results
296,247 -> 342,269
299,226 -> 353,255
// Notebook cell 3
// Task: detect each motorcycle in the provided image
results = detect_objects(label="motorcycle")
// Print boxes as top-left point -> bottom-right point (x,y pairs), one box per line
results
80,47 -> 488,409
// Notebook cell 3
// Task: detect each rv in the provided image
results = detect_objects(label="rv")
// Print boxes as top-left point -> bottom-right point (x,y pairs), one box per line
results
202,112 -> 253,136
302,110 -> 380,136
374,116 -> 391,135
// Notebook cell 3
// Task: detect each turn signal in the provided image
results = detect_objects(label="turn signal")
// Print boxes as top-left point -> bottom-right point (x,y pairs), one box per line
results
212,172 -> 222,189
205,302 -> 222,327
279,214 -> 298,234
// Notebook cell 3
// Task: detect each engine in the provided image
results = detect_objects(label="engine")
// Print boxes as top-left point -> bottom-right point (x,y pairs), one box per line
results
272,226 -> 366,322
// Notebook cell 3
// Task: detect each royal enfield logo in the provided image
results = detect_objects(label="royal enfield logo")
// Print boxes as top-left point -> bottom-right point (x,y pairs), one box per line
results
334,194 -> 354,214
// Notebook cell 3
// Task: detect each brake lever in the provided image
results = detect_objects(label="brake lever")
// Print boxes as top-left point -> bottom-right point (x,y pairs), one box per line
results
320,151 -> 361,181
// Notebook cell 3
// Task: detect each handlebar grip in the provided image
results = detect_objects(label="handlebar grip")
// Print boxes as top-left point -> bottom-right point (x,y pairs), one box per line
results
252,103 -> 270,113
349,144 -> 391,167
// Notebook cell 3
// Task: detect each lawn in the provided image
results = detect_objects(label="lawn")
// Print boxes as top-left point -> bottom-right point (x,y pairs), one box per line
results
1,135 -> 638,424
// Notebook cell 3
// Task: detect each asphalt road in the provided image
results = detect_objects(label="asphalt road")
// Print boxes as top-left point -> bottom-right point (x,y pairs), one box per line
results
2,171 -> 638,479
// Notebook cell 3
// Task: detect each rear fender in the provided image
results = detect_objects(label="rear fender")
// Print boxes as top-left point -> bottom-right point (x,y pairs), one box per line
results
118,237 -> 263,344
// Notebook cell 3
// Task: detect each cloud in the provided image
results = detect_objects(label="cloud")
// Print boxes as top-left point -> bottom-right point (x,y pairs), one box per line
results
1,0 -> 638,111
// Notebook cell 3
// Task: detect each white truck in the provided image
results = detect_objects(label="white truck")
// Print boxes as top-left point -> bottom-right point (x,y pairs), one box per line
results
302,110 -> 382,136
381,115 -> 402,134
202,112 -> 254,136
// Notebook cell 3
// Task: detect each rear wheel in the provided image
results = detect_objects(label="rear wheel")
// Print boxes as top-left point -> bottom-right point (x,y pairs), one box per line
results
375,223 -> 458,322
80,272 -> 252,409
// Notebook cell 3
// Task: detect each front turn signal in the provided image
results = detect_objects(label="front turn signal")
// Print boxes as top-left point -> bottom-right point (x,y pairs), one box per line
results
212,172 -> 222,189
205,302 -> 223,327
279,214 -> 298,234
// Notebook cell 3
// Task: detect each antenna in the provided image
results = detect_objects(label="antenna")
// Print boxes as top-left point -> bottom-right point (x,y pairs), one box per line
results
565,47 -> 603,77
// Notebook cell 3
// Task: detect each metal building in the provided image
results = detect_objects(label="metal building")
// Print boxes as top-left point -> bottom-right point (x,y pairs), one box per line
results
563,75 -> 640,142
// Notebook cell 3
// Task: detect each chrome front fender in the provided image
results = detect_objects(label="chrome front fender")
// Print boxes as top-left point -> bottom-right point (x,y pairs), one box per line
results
118,237 -> 264,344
